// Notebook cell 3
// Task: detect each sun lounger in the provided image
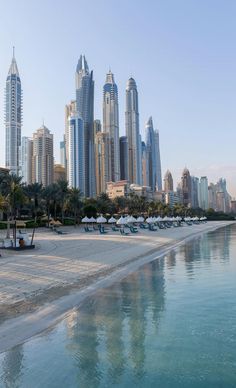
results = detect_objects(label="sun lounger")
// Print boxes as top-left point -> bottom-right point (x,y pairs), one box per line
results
120,229 -> 130,236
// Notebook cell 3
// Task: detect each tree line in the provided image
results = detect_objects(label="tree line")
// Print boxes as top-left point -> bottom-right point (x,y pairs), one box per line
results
0,172 -> 233,227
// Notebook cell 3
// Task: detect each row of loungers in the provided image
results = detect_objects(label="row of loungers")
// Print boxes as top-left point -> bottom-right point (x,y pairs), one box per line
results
84,219 -> 203,235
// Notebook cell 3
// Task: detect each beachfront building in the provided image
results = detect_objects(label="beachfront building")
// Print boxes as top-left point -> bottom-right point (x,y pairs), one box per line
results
103,70 -> 120,182
5,49 -> 22,176
32,125 -> 54,187
120,136 -> 128,181
67,114 -> 85,193
95,130 -> 109,194
75,55 -> 95,197
106,180 -> 130,199
141,141 -> 148,186
145,117 -> 162,191
125,77 -> 142,185
198,176 -> 209,210
20,136 -> 33,184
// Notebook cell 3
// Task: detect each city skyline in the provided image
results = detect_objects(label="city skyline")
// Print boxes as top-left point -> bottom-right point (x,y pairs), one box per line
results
0,1 -> 236,195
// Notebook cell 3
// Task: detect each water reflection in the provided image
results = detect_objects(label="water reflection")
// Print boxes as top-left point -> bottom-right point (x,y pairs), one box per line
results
0,224 -> 235,387
1,345 -> 24,388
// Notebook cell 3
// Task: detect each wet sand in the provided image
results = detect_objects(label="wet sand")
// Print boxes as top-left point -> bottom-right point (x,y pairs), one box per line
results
0,221 -> 234,352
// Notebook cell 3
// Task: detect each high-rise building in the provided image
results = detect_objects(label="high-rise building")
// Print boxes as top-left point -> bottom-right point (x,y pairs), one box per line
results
5,49 -> 22,175
94,119 -> 102,136
191,176 -> 199,208
164,170 -> 173,192
95,131 -> 109,194
125,77 -> 142,185
103,70 -> 120,182
60,136 -> 66,169
145,117 -> 162,191
120,136 -> 128,181
65,100 -> 76,178
20,137 -> 33,184
181,167 -> 192,207
32,125 -> 54,186
198,176 -> 209,210
141,141 -> 148,186
67,114 -> 85,193
75,55 -> 95,197
154,129 -> 162,190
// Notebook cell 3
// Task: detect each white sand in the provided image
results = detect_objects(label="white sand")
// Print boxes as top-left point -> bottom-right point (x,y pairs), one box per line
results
0,221 -> 234,352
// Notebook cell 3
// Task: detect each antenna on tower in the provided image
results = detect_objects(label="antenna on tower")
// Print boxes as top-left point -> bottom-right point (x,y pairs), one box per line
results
13,46 -> 15,58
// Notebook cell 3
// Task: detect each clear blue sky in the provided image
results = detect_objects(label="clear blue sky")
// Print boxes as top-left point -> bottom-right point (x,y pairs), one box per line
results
0,0 -> 236,195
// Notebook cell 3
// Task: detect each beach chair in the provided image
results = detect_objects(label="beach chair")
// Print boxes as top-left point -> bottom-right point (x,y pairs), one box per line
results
99,226 -> 108,234
112,226 -> 119,232
84,226 -> 92,232
120,229 -> 130,236
130,226 -> 138,233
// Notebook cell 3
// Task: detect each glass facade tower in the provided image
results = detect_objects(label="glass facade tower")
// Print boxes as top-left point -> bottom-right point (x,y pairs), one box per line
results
5,49 -> 22,175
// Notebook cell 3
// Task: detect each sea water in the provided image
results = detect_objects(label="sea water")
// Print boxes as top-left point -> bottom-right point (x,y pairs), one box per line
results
0,224 -> 236,387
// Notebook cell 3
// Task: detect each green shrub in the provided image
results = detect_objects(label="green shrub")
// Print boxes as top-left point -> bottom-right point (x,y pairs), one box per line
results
0,223 -> 7,230
63,218 -> 75,226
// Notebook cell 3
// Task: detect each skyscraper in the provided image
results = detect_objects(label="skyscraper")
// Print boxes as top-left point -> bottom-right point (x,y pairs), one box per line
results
125,77 -> 142,185
181,167 -> 192,207
20,137 -> 33,184
145,117 -> 162,191
65,100 -> 76,179
164,170 -> 173,192
5,49 -> 22,175
32,125 -> 54,187
119,136 -> 128,181
75,55 -> 95,197
198,176 -> 209,210
67,114 -> 85,193
95,130 -> 109,194
103,70 -> 120,182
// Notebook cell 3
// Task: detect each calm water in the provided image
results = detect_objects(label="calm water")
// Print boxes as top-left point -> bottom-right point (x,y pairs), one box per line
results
0,224 -> 236,388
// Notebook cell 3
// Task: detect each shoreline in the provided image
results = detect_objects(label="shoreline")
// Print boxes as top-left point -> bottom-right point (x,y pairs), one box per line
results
0,221 -> 234,353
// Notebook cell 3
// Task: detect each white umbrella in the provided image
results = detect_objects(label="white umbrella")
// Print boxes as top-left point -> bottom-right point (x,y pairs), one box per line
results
117,216 -> 127,225
146,217 -> 154,224
90,217 -> 96,223
127,215 -> 137,223
156,216 -> 162,222
82,216 -> 90,223
137,216 -> 144,222
96,216 -> 107,223
108,216 -> 116,224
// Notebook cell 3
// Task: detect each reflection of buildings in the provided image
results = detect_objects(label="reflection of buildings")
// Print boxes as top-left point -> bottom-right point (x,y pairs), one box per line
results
2,345 -> 24,387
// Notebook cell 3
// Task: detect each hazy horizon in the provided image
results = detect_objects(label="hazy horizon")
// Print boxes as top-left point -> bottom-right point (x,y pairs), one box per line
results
0,0 -> 235,196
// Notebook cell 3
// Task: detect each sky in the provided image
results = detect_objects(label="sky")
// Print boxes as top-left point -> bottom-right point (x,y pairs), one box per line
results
0,0 -> 235,196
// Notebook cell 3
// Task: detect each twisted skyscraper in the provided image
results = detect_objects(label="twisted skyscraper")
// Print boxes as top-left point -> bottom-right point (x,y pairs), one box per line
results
5,49 -> 22,175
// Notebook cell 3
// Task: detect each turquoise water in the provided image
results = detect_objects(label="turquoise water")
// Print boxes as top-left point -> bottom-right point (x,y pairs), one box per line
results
0,225 -> 236,387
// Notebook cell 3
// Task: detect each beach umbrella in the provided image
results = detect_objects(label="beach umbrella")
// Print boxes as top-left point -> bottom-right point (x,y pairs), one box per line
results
117,216 -> 126,225
90,217 -> 97,223
137,216 -> 144,222
127,215 -> 137,223
146,217 -> 154,224
108,216 -> 116,224
96,216 -> 107,223
82,216 -> 90,223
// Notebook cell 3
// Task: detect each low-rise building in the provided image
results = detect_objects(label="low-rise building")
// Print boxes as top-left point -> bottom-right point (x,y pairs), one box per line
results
106,180 -> 130,199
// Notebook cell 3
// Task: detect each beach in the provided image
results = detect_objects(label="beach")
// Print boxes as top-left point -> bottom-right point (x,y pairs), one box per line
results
0,220 -> 234,352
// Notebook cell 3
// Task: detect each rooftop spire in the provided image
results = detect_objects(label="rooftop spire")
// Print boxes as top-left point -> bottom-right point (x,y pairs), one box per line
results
8,47 -> 19,76
76,55 -> 89,73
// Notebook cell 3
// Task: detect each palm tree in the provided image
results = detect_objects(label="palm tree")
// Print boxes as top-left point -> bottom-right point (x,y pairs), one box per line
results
67,188 -> 83,225
24,182 -> 43,221
96,192 -> 114,215
57,179 -> 69,224
42,184 -> 57,226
